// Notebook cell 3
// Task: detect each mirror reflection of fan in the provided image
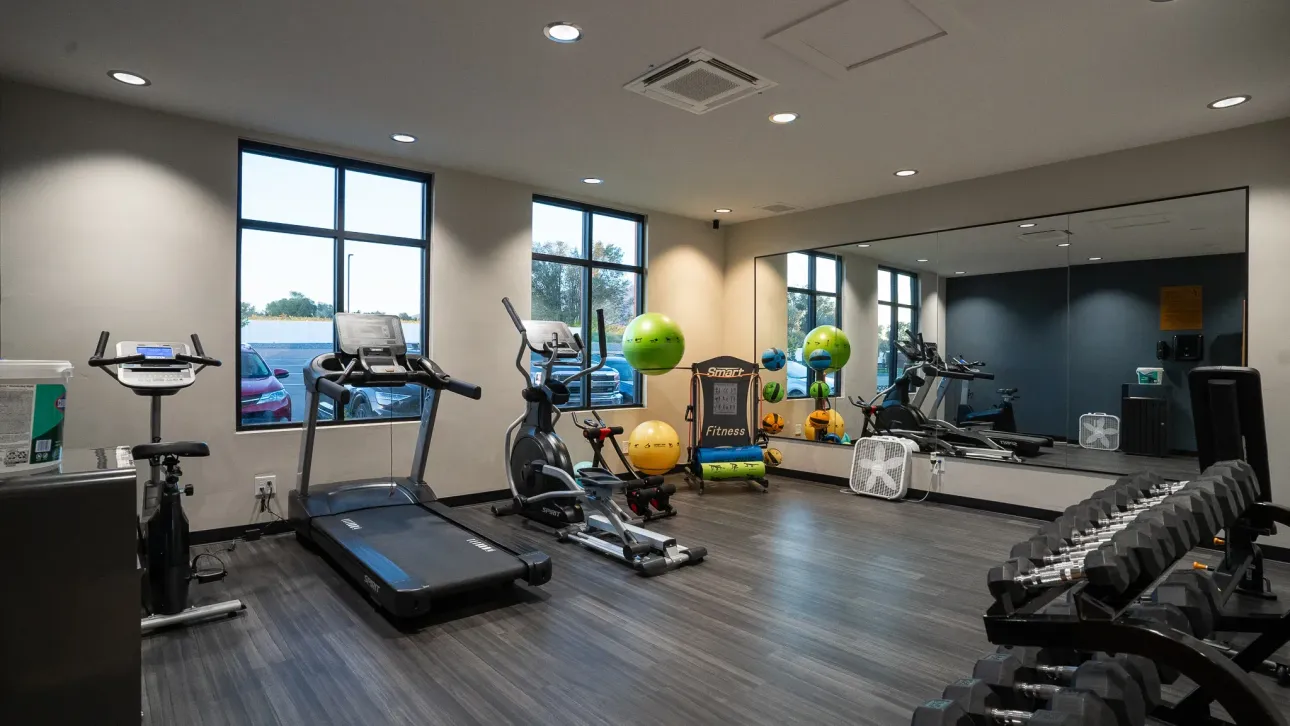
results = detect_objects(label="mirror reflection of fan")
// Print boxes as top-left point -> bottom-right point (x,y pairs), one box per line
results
849,436 -> 915,500
1079,412 -> 1121,451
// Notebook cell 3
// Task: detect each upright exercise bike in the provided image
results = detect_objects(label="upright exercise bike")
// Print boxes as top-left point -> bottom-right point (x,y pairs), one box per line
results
573,410 -> 676,522
493,298 -> 704,575
89,332 -> 246,633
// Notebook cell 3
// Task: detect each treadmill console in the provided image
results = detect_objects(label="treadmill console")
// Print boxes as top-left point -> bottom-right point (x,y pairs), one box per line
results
522,320 -> 582,358
334,313 -> 409,373
114,341 -> 196,389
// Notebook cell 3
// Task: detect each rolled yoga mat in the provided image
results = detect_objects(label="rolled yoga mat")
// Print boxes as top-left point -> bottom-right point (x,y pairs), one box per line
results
694,446 -> 765,464
699,461 -> 766,481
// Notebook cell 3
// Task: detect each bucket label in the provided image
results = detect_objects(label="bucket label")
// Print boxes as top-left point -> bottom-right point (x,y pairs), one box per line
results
0,384 -> 66,468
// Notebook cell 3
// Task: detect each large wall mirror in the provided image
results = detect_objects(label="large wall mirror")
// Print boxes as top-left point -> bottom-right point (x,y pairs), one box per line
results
754,189 -> 1248,478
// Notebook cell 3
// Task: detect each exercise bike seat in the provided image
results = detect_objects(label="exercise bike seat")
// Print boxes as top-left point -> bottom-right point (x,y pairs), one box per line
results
132,441 -> 211,460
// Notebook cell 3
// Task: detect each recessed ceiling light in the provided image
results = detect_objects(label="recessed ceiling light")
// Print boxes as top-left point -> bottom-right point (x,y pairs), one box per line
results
1057,242 -> 1071,248
894,169 -> 918,177
916,258 -> 929,263
581,177 -> 603,185
108,70 -> 150,86
714,208 -> 732,214
1019,223 -> 1037,228
390,133 -> 416,143
857,243 -> 871,248
1208,95 -> 1250,109
955,271 -> 966,275
769,112 -> 798,124
1088,257 -> 1103,261
544,22 -> 582,43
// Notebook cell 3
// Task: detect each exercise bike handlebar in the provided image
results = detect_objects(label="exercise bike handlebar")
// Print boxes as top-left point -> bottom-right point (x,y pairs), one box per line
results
88,331 -> 221,371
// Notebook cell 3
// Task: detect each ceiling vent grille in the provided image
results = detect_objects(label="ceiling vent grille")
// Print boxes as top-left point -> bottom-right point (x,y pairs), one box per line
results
625,48 -> 776,115
1018,229 -> 1071,244
759,203 -> 799,214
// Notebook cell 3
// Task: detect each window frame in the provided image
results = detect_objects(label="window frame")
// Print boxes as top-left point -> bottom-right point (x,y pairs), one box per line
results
877,266 -> 921,392
531,195 -> 646,410
235,140 -> 432,432
786,251 -> 843,399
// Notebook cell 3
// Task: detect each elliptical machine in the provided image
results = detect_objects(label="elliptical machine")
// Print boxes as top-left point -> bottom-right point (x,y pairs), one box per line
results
493,298 -> 704,575
573,410 -> 676,522
89,332 -> 246,633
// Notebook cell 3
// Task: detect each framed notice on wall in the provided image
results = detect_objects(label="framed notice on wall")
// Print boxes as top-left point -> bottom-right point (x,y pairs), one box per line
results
1160,285 -> 1203,331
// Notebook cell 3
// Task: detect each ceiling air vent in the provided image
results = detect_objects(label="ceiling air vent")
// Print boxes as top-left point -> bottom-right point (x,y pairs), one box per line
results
759,203 -> 799,214
625,48 -> 777,115
1018,229 -> 1071,244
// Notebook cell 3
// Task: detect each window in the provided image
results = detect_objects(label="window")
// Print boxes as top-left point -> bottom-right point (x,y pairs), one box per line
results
237,141 -> 430,430
531,197 -> 644,409
877,267 -> 920,391
786,251 -> 841,399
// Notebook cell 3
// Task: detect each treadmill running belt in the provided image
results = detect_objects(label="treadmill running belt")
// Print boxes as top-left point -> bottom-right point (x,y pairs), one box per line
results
314,505 -> 527,598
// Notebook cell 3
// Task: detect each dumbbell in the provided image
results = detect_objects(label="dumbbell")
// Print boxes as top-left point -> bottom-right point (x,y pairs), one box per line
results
973,652 -> 1147,726
1153,569 -> 1221,640
990,545 -> 1136,605
1001,647 -> 1162,712
1050,511 -> 1179,574
1207,460 -> 1260,505
1121,602 -> 1193,684
1013,521 -> 1165,582
911,678 -> 1112,725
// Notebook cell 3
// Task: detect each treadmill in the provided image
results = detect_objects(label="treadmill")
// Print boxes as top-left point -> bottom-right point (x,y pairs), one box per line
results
289,313 -> 551,618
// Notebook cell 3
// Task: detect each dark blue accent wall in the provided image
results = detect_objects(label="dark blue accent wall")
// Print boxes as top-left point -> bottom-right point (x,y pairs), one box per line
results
946,254 -> 1246,450
944,267 -> 1069,437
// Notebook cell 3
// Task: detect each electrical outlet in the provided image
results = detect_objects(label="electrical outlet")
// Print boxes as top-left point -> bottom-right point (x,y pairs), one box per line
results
794,423 -> 803,436
254,474 -> 276,500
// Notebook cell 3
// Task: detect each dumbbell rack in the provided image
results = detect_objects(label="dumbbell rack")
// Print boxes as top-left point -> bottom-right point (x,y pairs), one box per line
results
982,464 -> 1290,726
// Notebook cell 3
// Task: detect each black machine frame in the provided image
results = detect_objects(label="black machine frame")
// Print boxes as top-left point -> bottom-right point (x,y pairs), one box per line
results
982,366 -> 1288,726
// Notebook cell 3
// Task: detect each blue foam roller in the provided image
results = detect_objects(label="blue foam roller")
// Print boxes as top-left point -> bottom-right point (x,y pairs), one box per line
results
694,446 -> 765,464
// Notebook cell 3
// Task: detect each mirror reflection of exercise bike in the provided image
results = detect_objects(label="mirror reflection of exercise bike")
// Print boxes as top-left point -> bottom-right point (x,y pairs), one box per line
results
573,410 -> 676,522
493,298 -> 704,575
88,333 -> 247,633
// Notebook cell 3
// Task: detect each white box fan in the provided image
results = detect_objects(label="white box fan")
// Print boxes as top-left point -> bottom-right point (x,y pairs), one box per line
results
849,436 -> 915,500
1079,413 -> 1121,451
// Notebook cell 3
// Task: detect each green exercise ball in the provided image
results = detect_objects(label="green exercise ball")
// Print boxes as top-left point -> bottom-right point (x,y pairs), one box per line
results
762,381 -> 785,403
803,325 -> 851,373
809,380 -> 831,399
621,312 -> 685,375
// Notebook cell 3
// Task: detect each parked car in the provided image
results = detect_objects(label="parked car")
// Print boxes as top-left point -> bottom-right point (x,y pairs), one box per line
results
599,354 -> 636,404
535,360 -> 623,407
240,344 -> 292,423
329,384 -> 422,420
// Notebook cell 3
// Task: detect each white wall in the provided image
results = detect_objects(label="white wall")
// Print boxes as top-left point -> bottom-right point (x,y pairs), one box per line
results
0,81 -> 725,530
725,117 -> 1290,542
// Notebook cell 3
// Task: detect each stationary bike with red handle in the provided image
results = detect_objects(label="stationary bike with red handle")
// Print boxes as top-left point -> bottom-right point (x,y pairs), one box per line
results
574,411 -> 676,522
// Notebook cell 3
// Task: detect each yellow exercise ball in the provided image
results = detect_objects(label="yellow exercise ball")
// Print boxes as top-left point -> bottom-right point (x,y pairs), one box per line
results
627,420 -> 682,476
803,409 -> 845,440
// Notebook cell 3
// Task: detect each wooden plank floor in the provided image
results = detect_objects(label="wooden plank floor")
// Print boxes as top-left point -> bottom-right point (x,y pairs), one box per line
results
142,476 -> 1290,726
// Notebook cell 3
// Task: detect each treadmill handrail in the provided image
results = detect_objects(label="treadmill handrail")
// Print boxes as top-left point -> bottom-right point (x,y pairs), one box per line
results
302,353 -> 482,400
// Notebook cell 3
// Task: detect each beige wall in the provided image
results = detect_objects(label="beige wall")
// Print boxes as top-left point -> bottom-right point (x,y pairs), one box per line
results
0,81 -> 725,530
725,117 -> 1290,541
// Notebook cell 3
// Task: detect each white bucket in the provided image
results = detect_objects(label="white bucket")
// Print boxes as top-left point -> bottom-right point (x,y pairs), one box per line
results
0,360 -> 73,478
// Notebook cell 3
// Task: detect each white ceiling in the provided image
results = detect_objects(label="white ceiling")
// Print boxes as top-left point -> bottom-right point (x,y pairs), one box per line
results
1,1 -> 1287,222
825,189 -> 1246,277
